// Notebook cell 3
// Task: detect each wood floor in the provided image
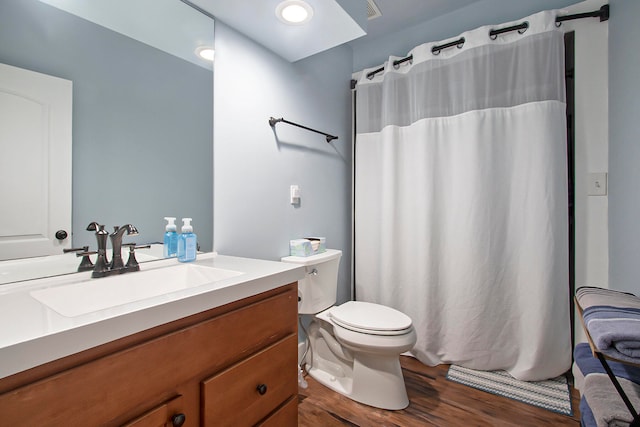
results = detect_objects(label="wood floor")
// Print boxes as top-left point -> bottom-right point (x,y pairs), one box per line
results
298,356 -> 582,426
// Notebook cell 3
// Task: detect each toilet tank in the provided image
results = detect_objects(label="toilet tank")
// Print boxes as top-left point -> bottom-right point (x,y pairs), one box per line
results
281,249 -> 342,314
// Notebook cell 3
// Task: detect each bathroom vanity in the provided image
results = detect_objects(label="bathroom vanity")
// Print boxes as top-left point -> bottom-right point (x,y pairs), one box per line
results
0,253 -> 304,426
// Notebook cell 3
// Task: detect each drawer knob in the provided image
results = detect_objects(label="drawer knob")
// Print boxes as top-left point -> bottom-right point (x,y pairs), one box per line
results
257,384 -> 268,395
171,413 -> 186,427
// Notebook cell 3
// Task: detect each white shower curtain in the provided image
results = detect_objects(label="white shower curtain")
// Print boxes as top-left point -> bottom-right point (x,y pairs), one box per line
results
354,11 -> 571,381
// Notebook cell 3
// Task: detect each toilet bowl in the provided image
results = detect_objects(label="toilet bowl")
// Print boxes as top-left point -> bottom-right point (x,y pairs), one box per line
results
282,249 -> 417,410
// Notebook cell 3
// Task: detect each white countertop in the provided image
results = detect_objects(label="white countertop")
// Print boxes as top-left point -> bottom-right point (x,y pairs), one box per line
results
0,253 -> 305,379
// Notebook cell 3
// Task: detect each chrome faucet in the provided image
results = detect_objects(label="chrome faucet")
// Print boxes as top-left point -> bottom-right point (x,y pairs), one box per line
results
78,222 -> 144,278
87,222 -> 110,277
110,224 -> 139,271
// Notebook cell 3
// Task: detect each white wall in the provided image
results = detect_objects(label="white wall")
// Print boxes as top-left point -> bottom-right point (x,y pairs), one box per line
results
213,22 -> 353,304
609,0 -> 640,296
561,0 -> 609,344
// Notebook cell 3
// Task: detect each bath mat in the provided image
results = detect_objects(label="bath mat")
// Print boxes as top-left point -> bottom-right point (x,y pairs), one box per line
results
446,365 -> 573,416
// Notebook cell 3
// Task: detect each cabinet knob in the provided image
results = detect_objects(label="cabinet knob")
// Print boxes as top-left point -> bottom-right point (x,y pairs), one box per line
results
55,230 -> 68,240
257,384 -> 268,395
171,413 -> 186,427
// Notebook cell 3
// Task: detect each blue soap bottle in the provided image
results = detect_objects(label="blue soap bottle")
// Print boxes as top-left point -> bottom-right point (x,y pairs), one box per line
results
177,217 -> 197,262
163,217 -> 178,258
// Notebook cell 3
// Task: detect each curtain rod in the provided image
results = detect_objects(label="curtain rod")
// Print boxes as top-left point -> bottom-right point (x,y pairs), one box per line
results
361,4 -> 609,81
269,117 -> 338,143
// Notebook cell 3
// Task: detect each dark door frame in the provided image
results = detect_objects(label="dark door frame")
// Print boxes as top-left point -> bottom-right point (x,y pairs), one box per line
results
565,31 -> 576,352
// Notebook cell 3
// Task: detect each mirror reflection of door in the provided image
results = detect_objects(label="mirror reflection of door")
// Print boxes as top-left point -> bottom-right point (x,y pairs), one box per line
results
0,62 -> 72,260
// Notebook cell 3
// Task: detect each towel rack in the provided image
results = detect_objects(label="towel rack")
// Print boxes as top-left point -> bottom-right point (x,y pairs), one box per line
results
269,117 -> 338,143
576,294 -> 640,426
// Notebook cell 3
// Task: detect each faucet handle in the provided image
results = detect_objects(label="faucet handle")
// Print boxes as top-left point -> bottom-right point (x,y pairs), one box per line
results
87,222 -> 108,234
123,243 -> 151,250
123,243 -> 150,272
86,222 -> 99,232
63,246 -> 89,254
67,247 -> 95,272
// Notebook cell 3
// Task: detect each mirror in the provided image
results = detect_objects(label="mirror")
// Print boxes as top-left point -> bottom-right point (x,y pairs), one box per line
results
0,0 -> 214,284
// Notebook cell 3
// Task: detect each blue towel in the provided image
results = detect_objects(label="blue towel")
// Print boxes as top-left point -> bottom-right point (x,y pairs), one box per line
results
583,305 -> 640,362
574,343 -> 640,427
574,343 -> 640,383
580,396 -> 597,427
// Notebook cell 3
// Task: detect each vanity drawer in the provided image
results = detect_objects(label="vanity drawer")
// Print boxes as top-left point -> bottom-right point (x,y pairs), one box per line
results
257,396 -> 298,427
122,395 -> 185,427
202,334 -> 297,427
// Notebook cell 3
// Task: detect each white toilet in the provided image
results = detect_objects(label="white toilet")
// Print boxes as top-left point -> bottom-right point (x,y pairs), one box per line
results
282,249 -> 417,410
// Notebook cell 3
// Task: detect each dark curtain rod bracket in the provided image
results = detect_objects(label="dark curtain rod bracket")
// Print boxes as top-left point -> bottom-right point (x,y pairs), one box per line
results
269,117 -> 338,143
364,4 -> 609,81
556,4 -> 609,24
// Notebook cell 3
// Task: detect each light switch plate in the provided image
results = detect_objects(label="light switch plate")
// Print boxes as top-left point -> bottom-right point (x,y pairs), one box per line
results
588,172 -> 607,196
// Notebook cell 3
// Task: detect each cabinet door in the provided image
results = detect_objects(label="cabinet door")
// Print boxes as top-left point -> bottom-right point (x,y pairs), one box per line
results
202,335 -> 297,427
123,395 -> 186,427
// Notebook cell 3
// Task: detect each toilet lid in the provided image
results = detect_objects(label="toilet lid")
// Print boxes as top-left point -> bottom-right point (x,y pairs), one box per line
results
329,301 -> 412,334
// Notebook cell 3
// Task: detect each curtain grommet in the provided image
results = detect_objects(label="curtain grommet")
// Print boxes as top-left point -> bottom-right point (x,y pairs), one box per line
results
518,22 -> 529,34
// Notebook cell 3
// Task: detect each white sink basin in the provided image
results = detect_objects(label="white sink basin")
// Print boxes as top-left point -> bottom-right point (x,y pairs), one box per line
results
30,263 -> 243,317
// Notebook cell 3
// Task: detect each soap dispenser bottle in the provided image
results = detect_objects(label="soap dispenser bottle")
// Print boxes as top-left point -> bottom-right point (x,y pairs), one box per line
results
177,218 -> 197,262
163,217 -> 178,258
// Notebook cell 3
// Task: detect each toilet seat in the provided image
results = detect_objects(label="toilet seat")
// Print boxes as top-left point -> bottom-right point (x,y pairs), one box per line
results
329,301 -> 413,336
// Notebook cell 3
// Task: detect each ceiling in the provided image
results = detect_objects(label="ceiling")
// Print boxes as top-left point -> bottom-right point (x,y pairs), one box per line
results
38,0 -> 215,69
194,0 -> 587,63
39,0 -> 585,65
193,0 -> 487,62
362,0 -> 484,40
191,0 -> 367,62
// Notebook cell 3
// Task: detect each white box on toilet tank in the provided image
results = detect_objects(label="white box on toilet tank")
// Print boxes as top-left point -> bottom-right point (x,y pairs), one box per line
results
281,249 -> 341,314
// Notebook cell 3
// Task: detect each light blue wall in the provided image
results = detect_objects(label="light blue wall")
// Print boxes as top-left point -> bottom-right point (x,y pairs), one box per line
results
351,0 -> 580,72
213,22 -> 353,303
0,0 -> 213,251
609,0 -> 640,295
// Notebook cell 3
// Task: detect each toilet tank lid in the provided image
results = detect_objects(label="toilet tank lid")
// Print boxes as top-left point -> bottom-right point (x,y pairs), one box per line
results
281,249 -> 342,266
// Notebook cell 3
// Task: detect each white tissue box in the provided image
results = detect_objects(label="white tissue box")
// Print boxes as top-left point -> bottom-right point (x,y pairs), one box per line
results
289,237 -> 326,257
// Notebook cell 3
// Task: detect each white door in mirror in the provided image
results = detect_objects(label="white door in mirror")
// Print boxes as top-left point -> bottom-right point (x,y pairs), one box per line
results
0,63 -> 72,260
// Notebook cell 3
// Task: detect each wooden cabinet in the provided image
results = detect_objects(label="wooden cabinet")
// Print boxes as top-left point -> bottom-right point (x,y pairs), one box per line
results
202,335 -> 297,427
0,283 -> 298,426
123,395 -> 185,427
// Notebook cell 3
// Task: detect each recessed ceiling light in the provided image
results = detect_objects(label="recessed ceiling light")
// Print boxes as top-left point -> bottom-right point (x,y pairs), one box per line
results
196,46 -> 215,61
276,0 -> 314,25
